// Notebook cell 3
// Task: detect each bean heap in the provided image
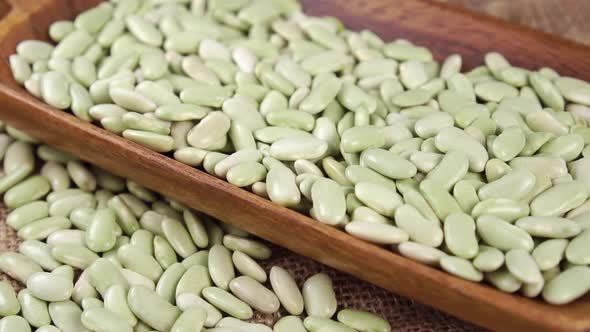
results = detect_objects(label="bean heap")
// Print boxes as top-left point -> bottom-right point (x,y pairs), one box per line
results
0,134 -> 391,331
7,0 -> 590,306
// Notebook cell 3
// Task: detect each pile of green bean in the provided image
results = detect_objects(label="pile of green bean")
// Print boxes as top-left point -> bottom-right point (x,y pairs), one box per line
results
7,0 -> 590,306
0,133 -> 391,331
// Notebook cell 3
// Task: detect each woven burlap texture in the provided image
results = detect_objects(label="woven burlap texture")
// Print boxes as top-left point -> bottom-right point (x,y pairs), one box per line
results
0,207 -> 483,331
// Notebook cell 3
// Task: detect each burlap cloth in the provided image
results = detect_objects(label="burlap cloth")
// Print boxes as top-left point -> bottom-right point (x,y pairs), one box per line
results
0,206 -> 483,331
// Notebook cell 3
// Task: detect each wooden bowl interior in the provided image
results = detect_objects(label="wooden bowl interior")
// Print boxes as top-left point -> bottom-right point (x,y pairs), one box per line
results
0,1 -> 11,21
0,0 -> 99,85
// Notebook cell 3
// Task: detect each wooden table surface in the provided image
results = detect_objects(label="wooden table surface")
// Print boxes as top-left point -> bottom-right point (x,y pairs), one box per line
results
440,0 -> 590,45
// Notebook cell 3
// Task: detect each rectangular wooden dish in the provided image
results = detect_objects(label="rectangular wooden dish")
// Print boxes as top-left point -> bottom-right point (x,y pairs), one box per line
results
0,0 -> 589,331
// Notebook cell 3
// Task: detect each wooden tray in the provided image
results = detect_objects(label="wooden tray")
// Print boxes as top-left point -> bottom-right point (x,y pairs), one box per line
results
0,1 -> 589,331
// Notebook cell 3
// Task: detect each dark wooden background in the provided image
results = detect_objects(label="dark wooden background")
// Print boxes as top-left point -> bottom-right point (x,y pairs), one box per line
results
440,0 -> 590,45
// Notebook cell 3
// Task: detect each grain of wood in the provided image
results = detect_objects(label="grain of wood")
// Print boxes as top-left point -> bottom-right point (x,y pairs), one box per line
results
439,0 -> 590,45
